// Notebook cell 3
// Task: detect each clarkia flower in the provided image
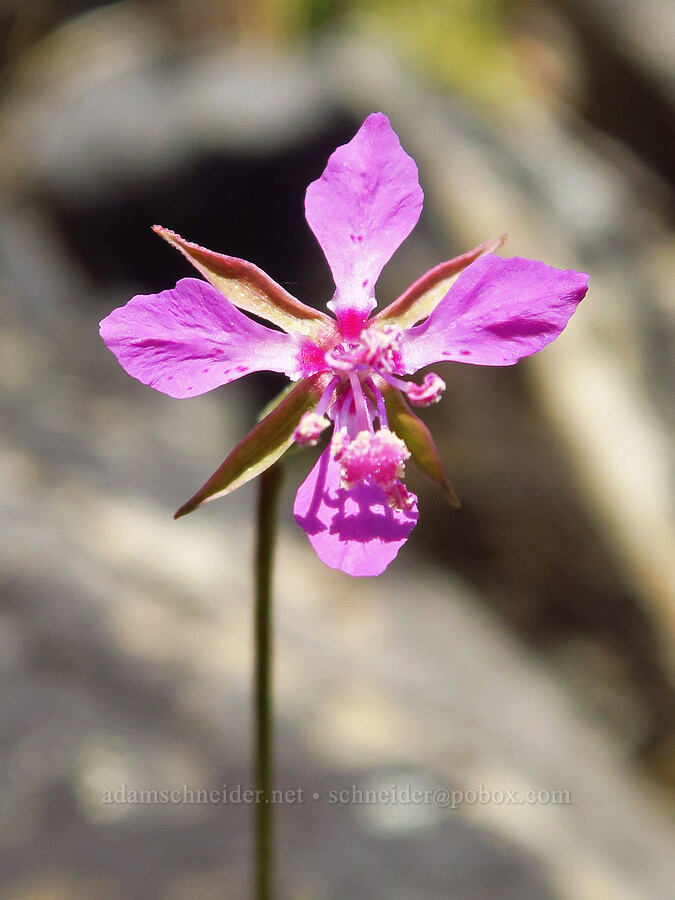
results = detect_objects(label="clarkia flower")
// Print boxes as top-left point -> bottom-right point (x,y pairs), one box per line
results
100,113 -> 589,576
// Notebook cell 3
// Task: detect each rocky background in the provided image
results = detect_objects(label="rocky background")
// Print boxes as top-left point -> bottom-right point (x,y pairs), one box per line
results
0,1 -> 673,898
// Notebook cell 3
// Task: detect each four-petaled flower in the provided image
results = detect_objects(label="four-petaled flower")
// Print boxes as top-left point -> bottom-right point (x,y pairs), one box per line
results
100,113 -> 589,576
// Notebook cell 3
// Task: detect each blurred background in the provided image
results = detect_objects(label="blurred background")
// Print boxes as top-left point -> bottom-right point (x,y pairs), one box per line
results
1,1 -> 674,898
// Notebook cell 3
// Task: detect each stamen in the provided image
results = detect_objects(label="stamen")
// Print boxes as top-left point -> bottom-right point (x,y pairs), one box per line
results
333,389 -> 359,440
315,375 -> 341,417
335,429 -> 410,491
379,371 -> 413,392
349,370 -> 373,433
406,372 -> 446,406
358,324 -> 402,372
330,426 -> 350,461
324,345 -> 354,373
364,377 -> 389,429
386,482 -> 416,511
294,412 -> 330,446
379,371 -> 446,407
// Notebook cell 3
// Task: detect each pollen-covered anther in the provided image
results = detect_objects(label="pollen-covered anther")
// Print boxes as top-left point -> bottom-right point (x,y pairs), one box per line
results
359,325 -> 402,372
335,428 -> 410,490
330,426 -> 351,461
386,481 -> 416,511
406,372 -> 446,406
294,411 -> 330,446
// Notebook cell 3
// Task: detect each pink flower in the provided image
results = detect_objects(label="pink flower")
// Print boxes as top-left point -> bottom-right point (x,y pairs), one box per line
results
100,113 -> 589,577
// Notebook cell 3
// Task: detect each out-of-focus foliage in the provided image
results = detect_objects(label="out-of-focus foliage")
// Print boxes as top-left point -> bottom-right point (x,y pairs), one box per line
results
351,0 -> 527,109
240,0 -> 527,107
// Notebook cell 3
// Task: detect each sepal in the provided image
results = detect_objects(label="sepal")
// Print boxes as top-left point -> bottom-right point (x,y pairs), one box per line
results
154,226 -> 334,340
174,372 -> 333,517
374,235 -> 506,329
383,386 -> 460,508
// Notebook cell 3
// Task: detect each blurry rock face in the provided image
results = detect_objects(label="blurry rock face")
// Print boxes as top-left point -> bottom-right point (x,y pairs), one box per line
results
0,2 -> 674,898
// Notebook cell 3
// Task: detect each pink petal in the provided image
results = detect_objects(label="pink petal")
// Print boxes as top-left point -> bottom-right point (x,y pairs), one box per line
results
99,278 -> 303,398
305,113 -> 423,337
398,255 -> 589,371
293,449 -> 418,577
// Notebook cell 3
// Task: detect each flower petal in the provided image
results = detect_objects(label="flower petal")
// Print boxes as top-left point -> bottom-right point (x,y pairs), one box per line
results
100,277 -> 303,398
398,255 -> 589,371
175,373 -> 333,517
153,226 -> 335,340
293,448 -> 418,577
305,113 -> 423,337
373,235 -> 506,330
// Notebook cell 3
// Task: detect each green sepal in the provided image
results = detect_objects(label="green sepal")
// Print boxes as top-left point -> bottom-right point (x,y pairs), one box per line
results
175,372 -> 332,518
256,382 -> 297,423
383,386 -> 461,508
373,235 -> 506,330
154,225 -> 335,340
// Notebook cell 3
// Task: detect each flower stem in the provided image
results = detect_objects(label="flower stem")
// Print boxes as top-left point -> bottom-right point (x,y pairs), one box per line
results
254,462 -> 283,900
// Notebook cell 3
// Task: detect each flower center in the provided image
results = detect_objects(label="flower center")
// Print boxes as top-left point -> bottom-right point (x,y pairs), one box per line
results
324,326 -> 445,409
324,324 -> 403,377
294,325 -> 444,508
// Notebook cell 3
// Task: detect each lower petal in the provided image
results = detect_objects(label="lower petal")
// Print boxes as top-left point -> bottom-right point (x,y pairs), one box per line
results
293,449 -> 418,577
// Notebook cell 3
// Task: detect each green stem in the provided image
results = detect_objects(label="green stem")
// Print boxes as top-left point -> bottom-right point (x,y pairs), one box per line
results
254,463 -> 283,900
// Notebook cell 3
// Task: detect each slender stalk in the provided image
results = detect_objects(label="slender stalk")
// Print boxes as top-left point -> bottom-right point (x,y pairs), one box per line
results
254,462 -> 283,900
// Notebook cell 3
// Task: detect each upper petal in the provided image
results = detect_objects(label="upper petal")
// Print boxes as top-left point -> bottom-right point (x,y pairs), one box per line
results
398,255 -> 589,371
305,112 -> 423,336
293,448 -> 418,577
99,277 -> 303,398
